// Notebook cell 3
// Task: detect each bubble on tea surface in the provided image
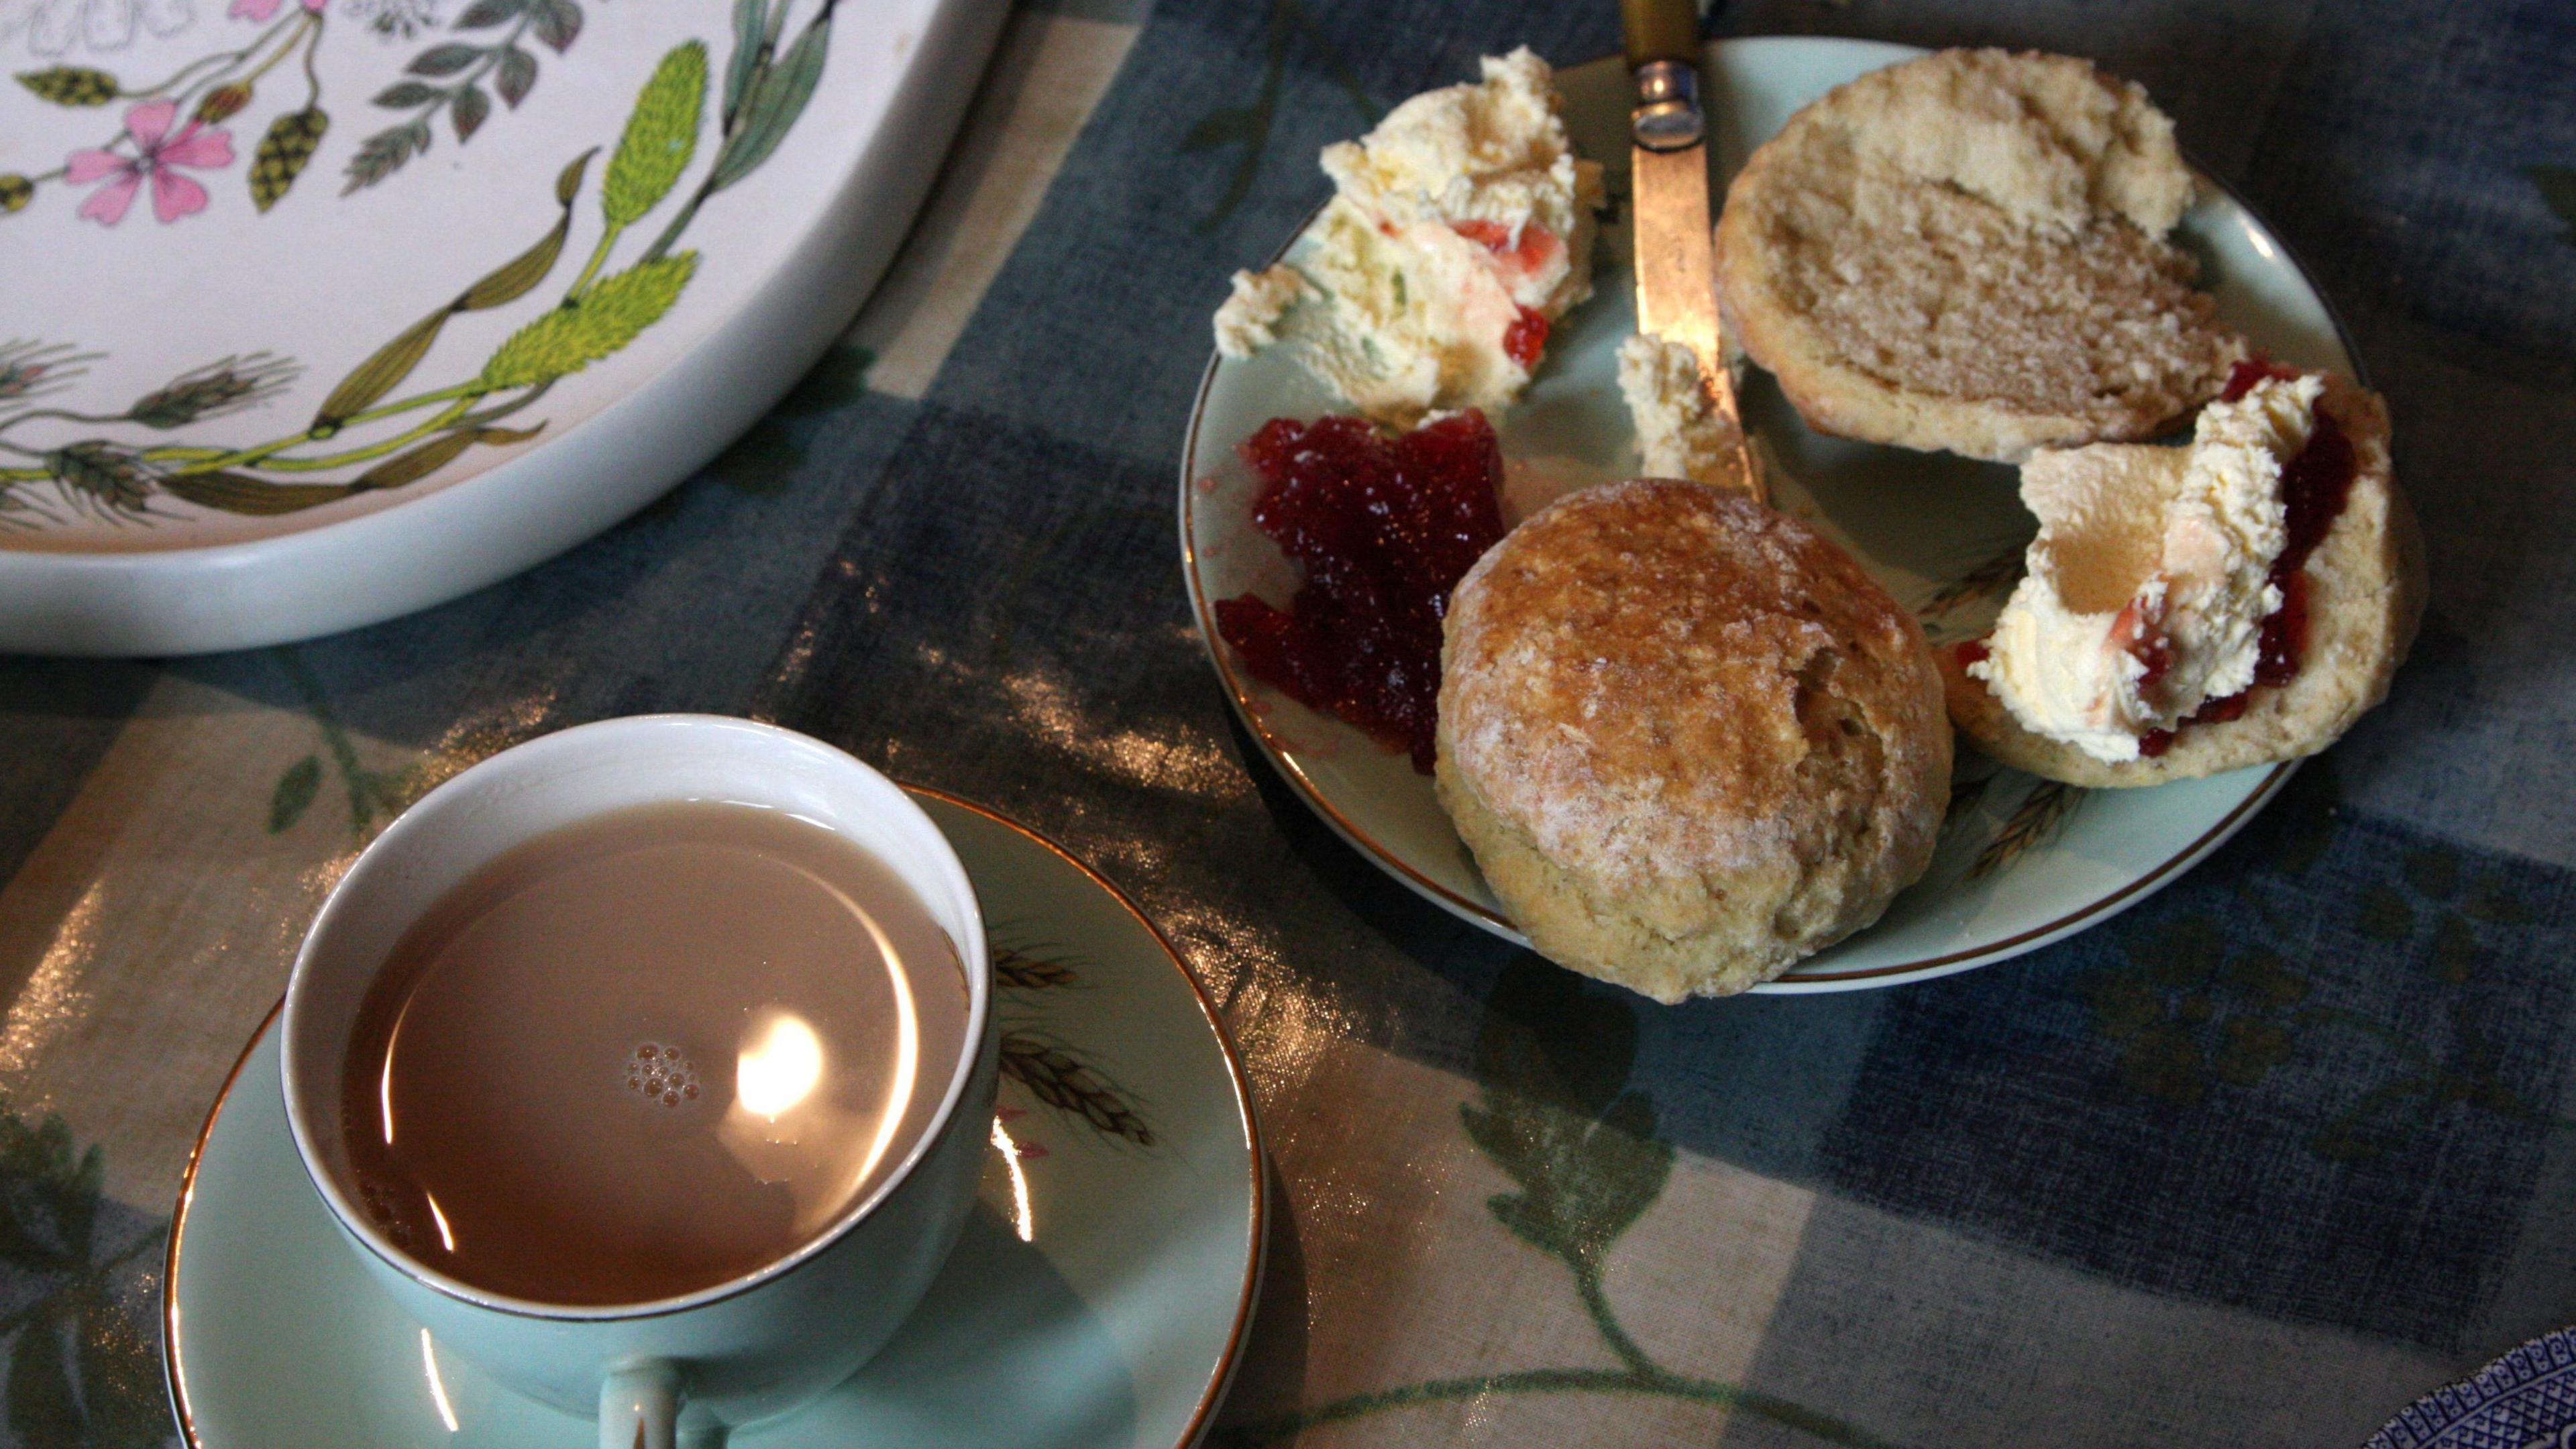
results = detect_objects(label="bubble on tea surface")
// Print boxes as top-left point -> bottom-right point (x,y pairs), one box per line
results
625,1042 -> 699,1109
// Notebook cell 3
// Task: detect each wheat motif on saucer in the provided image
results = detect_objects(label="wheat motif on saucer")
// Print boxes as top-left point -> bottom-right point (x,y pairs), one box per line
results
992,936 -> 1157,1148
1970,777 -> 2086,879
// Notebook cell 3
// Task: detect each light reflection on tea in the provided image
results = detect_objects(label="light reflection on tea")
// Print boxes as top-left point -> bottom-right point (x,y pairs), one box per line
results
339,800 -> 969,1307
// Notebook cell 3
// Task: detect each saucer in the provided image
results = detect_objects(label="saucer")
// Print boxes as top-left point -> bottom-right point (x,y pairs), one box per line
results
1179,37 -> 2341,991
162,788 -> 1265,1448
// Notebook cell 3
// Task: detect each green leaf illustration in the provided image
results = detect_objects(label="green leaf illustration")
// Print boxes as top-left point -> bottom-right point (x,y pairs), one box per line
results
312,311 -> 445,430
478,251 -> 698,389
724,0 -> 769,117
353,429 -> 481,489
709,7 -> 826,192
343,118 -> 432,193
496,44 -> 537,108
531,0 -> 582,54
604,40 -> 706,227
455,0 -> 525,26
1458,958 -> 1672,1276
553,144 -> 592,205
336,424 -> 538,494
14,66 -> 117,106
407,42 -> 484,76
451,82 -> 491,142
313,150 -> 588,428
455,152 -> 588,309
250,107 -> 329,212
373,79 -> 441,108
270,754 -> 321,830
158,472 -> 359,515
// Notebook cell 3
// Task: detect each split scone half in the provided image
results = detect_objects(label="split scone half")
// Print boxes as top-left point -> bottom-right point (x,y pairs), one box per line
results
1437,480 -> 1950,1000
1715,48 -> 2246,462
1940,371 -> 2426,786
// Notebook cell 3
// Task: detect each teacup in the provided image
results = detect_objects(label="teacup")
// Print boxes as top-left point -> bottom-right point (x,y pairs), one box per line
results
278,716 -> 996,1449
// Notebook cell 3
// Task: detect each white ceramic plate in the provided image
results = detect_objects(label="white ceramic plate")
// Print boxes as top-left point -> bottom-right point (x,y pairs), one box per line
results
165,788 -> 1265,1448
1,0 -> 1004,655
1180,37 -> 2350,993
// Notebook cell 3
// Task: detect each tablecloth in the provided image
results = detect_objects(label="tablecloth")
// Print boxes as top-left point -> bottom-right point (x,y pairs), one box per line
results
5,0 -> 2574,1444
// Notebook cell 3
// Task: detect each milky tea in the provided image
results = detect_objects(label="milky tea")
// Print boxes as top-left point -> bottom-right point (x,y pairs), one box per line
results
337,801 -> 971,1307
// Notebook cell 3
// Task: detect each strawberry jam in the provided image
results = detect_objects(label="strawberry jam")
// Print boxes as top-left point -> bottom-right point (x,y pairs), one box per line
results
1453,219 -> 1564,278
1214,411 -> 1506,772
1503,308 -> 1549,369
2137,360 -> 2357,758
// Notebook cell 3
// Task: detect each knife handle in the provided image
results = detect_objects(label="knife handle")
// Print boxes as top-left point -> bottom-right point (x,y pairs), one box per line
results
1622,0 -> 1699,70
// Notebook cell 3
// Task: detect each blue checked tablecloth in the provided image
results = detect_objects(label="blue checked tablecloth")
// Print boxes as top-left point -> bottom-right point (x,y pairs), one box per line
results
5,0 -> 2575,1445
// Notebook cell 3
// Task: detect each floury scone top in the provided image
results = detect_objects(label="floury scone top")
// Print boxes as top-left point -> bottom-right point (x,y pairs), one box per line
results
1970,375 -> 2324,762
1213,48 -> 1604,426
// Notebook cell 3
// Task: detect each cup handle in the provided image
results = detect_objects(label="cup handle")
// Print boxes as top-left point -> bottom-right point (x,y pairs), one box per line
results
600,1360 -> 682,1449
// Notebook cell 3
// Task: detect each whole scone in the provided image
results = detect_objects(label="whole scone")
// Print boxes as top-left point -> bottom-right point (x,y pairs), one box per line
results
1941,374 -> 2425,784
1715,48 -> 2245,462
1436,480 -> 1951,1000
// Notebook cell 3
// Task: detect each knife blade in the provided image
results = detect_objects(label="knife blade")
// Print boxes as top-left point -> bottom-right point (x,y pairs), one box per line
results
1623,0 -> 1764,502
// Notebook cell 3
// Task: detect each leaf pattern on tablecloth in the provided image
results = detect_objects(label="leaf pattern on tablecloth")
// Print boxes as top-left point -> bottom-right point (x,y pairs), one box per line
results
0,1109 -> 166,1449
1177,0 -> 1375,231
2080,785 -> 2560,1163
1220,957 -> 1903,1448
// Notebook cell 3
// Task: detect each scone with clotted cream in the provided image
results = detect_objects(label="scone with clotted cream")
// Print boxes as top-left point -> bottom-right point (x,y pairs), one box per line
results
1942,368 -> 2424,784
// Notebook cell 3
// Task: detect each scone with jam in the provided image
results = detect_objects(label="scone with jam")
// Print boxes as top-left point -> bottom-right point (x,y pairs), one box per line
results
1943,364 -> 2426,784
1212,48 -> 1603,427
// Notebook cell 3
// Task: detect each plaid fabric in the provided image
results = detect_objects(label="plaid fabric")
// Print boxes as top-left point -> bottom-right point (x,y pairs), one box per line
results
4,1 -> 2573,1445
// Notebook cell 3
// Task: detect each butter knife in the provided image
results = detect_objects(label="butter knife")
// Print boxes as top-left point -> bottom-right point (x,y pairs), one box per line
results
1623,0 -> 1764,502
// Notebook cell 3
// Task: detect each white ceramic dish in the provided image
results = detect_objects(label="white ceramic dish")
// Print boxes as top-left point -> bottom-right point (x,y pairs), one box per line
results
1,0 -> 1005,655
1180,37 -> 2349,992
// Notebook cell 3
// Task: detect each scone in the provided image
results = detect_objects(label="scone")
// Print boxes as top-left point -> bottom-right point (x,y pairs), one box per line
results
1942,371 -> 2425,785
1436,480 -> 1950,1000
1714,48 -> 2245,462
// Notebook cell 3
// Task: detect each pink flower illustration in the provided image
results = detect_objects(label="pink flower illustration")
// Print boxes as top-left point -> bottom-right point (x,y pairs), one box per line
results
64,101 -> 233,225
227,0 -> 326,19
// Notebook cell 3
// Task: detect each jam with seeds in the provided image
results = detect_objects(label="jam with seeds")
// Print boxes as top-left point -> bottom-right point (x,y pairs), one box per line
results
2137,358 -> 2358,757
1214,410 -> 1507,772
